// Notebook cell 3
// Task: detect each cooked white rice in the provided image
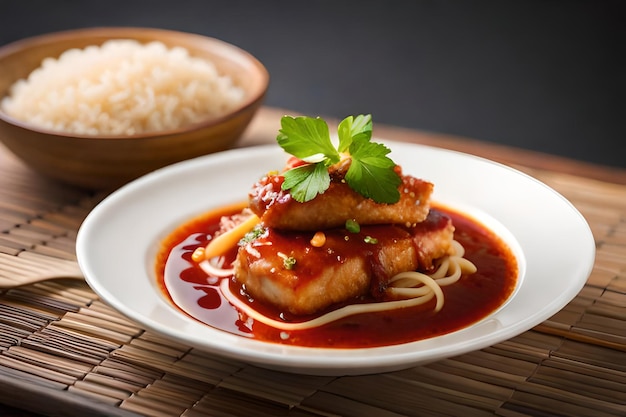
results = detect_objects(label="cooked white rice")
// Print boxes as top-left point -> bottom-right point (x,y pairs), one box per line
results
1,39 -> 245,135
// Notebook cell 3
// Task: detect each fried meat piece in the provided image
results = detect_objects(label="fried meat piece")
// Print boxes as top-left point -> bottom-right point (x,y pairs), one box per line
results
233,210 -> 454,316
248,162 -> 433,231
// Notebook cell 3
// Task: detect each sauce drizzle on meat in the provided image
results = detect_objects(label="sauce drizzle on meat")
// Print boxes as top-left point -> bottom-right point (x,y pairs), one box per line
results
156,205 -> 518,348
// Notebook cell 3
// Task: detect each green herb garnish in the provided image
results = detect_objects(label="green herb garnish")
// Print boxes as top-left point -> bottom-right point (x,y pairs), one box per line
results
240,224 -> 266,245
283,256 -> 297,270
277,252 -> 297,270
364,236 -> 378,244
345,219 -> 360,233
277,114 -> 401,203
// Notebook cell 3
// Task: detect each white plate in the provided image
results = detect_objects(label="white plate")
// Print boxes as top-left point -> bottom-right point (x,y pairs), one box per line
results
76,142 -> 595,375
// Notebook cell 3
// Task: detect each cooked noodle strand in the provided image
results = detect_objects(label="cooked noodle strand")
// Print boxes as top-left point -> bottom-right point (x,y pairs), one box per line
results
219,279 -> 437,331
198,257 -> 234,277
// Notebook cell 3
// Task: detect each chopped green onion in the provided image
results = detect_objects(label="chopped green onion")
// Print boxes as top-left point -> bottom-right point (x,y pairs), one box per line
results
364,236 -> 378,244
283,256 -> 297,270
345,219 -> 360,233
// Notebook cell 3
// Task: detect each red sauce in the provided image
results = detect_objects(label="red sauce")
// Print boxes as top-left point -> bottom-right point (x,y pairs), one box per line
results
155,204 -> 518,348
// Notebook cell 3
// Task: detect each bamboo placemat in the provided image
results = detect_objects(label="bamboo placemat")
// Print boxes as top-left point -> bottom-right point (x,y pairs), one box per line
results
0,138 -> 624,417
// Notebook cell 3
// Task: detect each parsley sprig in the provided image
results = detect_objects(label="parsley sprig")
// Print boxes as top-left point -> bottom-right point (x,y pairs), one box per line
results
277,115 -> 401,203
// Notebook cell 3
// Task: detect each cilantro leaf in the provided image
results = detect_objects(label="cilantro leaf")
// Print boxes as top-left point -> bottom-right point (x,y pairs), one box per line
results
277,116 -> 340,164
281,163 -> 330,203
345,138 -> 401,203
277,114 -> 401,204
337,114 -> 372,153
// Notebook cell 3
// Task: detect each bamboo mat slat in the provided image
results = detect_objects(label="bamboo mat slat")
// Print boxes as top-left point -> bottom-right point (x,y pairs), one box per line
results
0,138 -> 625,417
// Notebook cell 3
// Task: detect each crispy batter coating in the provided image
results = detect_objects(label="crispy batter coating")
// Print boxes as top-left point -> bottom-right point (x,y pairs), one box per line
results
248,162 -> 433,231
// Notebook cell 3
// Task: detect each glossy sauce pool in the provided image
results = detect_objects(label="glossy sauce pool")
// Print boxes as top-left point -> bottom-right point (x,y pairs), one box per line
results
156,204 -> 518,348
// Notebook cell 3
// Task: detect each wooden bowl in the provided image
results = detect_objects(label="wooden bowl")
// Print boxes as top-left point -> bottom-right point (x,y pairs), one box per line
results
0,27 -> 269,189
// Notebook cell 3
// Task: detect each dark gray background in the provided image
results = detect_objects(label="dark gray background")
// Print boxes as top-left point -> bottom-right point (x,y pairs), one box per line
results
2,0 -> 624,168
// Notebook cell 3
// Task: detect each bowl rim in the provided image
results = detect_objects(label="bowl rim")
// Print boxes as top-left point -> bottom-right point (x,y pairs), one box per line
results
0,26 -> 270,140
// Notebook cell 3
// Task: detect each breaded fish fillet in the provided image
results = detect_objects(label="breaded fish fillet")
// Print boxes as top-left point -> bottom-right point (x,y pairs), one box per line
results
248,162 -> 433,231
233,210 -> 454,316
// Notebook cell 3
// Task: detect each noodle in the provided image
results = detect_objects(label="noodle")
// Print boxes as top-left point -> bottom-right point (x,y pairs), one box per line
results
198,257 -> 234,277
199,240 -> 476,332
